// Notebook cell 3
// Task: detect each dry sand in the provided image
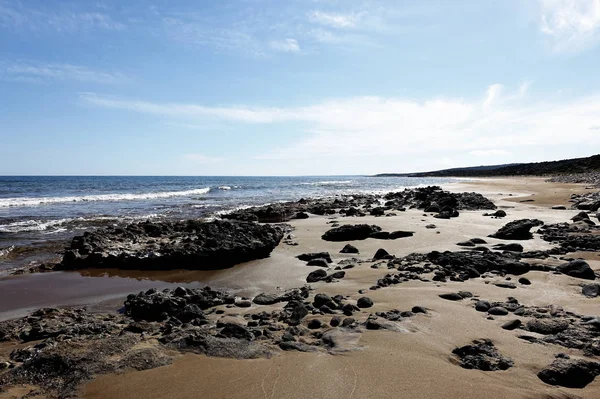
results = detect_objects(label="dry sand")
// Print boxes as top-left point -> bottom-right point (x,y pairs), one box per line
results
9,177 -> 600,399
80,178 -> 600,399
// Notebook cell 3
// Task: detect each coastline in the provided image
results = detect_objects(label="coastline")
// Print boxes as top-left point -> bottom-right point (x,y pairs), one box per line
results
1,176 -> 599,398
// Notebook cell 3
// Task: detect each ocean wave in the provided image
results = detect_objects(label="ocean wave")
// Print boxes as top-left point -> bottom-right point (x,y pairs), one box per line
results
217,186 -> 231,190
0,187 -> 211,208
299,180 -> 354,186
0,214 -> 162,233
0,245 -> 15,258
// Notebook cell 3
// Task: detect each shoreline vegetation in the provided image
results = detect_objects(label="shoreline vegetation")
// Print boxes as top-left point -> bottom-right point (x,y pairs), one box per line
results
1,176 -> 600,398
375,153 -> 600,185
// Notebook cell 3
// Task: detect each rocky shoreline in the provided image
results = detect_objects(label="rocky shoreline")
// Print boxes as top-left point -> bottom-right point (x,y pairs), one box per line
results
2,184 -> 600,398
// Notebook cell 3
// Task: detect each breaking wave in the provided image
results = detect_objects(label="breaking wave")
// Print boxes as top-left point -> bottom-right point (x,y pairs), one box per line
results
0,188 -> 211,208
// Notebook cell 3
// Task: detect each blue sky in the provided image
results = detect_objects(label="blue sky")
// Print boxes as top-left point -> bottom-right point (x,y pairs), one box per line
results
1,0 -> 600,175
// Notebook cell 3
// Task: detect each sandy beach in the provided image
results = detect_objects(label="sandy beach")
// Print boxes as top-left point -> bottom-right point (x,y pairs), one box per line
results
2,177 -> 599,399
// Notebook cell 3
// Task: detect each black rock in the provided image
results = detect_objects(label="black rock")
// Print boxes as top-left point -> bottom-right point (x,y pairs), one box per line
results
489,219 -> 544,240
488,307 -> 509,316
312,293 -> 333,309
439,293 -> 464,301
557,259 -> 595,280
485,210 -> 507,218
306,269 -> 327,283
457,240 -> 475,247
411,306 -> 427,314
219,323 -> 253,341
321,224 -> 382,242
518,277 -> 531,285
526,318 -> 569,335
295,212 -> 310,219
307,319 -> 323,329
60,220 -> 284,271
475,301 -> 491,312
538,359 -> 600,388
373,248 -> 392,260
389,231 -> 414,239
340,244 -> 359,254
493,243 -> 524,252
471,238 -> 488,244
582,283 -> 600,297
357,297 -> 374,308
501,319 -> 522,330
330,316 -> 342,327
297,252 -> 332,263
452,339 -> 513,371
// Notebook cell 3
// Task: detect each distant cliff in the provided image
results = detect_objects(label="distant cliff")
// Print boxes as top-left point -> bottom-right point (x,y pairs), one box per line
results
375,154 -> 600,177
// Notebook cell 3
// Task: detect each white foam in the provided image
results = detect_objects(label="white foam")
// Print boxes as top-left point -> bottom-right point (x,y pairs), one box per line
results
0,214 -> 162,233
300,180 -> 353,186
0,187 -> 211,208
218,186 -> 231,190
0,245 -> 15,257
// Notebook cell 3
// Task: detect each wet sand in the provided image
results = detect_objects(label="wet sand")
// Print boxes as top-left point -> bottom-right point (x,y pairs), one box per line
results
74,177 -> 600,399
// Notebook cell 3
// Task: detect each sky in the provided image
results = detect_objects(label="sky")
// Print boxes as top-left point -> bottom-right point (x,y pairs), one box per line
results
1,0 -> 600,176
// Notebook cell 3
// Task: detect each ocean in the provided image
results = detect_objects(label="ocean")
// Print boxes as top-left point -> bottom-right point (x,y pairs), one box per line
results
0,175 -> 466,319
0,175 -> 461,270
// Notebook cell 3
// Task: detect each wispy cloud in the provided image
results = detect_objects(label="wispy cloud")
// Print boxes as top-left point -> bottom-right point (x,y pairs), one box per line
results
1,62 -> 128,84
539,0 -> 600,53
308,10 -> 362,28
162,17 -> 265,57
270,38 -> 300,52
0,2 -> 124,32
81,84 -> 600,162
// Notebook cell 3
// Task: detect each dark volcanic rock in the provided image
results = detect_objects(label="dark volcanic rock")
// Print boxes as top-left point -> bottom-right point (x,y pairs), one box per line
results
452,339 -> 513,371
557,259 -> 596,280
306,269 -> 327,283
582,283 -> 600,297
493,243 -> 524,252
488,307 -> 509,316
427,250 -> 530,276
502,319 -> 522,330
297,252 -> 332,263
340,244 -> 359,254
439,293 -> 464,301
125,287 -> 234,322
538,358 -> 600,388
526,319 -> 570,335
356,297 -> 374,308
373,248 -> 392,260
484,210 -> 507,218
489,219 -> 544,240
321,224 -> 382,242
60,220 -> 284,271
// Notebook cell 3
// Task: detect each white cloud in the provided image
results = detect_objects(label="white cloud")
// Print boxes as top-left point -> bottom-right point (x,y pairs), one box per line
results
0,2 -> 124,32
470,149 -> 513,157
539,0 -> 600,53
1,62 -> 128,84
483,84 -> 503,108
308,10 -> 362,28
81,84 -> 600,163
270,38 -> 300,52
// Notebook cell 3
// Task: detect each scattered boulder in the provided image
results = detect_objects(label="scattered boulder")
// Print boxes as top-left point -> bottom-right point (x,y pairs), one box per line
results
526,319 -> 570,335
489,219 -> 544,240
340,244 -> 359,254
457,240 -> 475,247
484,210 -> 507,218
306,269 -> 327,283
322,225 -> 382,242
518,277 -> 531,285
501,320 -> 522,330
452,339 -> 513,371
538,358 -> 600,388
582,283 -> 600,298
356,297 -> 374,308
493,243 -> 524,252
373,248 -> 393,260
297,252 -> 332,263
557,259 -> 596,280
488,307 -> 509,316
